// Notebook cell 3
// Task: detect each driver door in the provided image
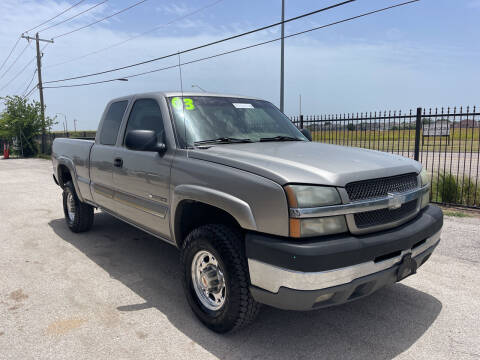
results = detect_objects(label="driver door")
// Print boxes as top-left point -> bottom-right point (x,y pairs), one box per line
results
112,98 -> 173,240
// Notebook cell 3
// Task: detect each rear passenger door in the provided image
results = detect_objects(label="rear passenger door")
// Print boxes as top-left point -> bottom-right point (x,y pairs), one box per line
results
90,100 -> 129,211
112,98 -> 174,240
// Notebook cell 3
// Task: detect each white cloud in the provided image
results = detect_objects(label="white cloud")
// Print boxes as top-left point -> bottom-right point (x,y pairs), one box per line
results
157,3 -> 192,16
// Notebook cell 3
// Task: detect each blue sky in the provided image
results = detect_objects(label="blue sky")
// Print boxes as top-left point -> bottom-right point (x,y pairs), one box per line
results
0,0 -> 479,131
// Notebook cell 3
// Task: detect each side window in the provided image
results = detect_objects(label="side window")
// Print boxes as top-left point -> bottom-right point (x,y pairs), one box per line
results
124,99 -> 165,143
100,100 -> 128,145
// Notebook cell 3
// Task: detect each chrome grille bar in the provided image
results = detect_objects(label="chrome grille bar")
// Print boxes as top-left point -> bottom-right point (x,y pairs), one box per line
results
289,185 -> 429,219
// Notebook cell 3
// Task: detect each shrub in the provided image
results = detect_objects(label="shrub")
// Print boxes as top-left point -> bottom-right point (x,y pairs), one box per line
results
461,177 -> 480,207
432,173 -> 480,207
436,173 -> 459,203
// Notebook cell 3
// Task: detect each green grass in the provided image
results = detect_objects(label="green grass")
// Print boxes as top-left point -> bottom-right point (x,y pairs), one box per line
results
35,154 -> 51,160
443,210 -> 473,218
309,128 -> 480,152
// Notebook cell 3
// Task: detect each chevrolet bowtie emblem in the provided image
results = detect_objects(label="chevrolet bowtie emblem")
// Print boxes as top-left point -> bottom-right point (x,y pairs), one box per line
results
387,192 -> 405,210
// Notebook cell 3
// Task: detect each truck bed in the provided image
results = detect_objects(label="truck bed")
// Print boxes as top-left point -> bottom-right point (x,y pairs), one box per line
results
52,138 -> 95,202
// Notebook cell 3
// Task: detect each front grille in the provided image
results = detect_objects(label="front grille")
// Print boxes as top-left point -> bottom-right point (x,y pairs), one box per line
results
346,173 -> 418,201
354,200 -> 418,228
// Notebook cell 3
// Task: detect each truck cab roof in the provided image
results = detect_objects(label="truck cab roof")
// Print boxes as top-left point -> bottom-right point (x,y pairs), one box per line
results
108,91 -> 263,103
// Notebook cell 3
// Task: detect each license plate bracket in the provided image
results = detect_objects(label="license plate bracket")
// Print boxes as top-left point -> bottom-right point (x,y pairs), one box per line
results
397,253 -> 417,281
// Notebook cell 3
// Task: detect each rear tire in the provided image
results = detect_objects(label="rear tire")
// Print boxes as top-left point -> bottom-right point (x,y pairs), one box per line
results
63,181 -> 94,233
180,224 -> 261,333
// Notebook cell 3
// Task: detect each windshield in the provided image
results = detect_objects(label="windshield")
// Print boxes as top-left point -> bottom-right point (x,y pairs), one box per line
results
167,96 -> 306,147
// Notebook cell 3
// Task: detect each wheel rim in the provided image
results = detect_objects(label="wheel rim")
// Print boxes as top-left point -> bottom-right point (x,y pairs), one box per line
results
191,250 -> 226,311
66,192 -> 76,222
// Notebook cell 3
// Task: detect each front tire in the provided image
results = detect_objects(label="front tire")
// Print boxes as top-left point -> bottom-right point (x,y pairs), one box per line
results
62,181 -> 94,233
180,224 -> 260,333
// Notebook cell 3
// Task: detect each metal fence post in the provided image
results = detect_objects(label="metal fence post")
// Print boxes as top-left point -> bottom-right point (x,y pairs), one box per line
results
414,107 -> 422,161
300,115 -> 304,129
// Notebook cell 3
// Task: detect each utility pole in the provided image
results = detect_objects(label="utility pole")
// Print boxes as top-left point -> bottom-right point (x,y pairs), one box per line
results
21,33 -> 53,153
74,119 -> 78,132
280,0 -> 285,113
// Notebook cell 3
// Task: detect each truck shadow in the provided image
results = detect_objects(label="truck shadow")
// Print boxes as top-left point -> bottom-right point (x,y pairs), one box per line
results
49,213 -> 442,360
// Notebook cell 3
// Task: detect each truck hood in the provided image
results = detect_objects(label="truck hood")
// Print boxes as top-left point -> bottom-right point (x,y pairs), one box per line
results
189,141 -> 421,187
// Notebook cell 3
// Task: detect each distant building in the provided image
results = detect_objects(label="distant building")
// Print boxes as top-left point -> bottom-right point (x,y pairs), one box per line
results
451,119 -> 479,128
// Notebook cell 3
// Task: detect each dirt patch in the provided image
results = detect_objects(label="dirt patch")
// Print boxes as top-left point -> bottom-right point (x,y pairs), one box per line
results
136,330 -> 148,339
9,289 -> 28,302
46,318 -> 87,335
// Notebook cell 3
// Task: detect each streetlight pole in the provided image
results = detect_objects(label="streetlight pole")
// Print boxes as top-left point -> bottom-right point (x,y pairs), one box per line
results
74,119 -> 78,132
56,113 -> 67,134
299,94 -> 302,117
280,0 -> 285,113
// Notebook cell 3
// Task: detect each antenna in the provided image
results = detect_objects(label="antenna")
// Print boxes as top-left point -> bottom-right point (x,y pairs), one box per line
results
177,51 -> 188,152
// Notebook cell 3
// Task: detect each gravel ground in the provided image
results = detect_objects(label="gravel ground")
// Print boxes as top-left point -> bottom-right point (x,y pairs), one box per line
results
1,158 -> 479,360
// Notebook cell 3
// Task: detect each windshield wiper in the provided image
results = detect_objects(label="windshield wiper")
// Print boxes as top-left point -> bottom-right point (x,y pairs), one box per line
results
194,137 -> 253,146
259,135 -> 303,142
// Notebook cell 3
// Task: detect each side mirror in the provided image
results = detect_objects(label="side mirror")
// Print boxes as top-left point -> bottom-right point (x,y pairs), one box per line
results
300,128 -> 312,141
125,130 -> 166,153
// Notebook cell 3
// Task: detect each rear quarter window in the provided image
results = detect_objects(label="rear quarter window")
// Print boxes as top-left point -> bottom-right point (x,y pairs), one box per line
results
100,100 -> 128,145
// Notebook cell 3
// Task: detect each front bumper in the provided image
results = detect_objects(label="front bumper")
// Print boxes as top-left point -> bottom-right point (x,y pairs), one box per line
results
246,205 -> 443,311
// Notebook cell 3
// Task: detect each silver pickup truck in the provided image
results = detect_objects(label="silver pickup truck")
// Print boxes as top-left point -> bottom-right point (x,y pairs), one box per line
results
52,92 -> 443,333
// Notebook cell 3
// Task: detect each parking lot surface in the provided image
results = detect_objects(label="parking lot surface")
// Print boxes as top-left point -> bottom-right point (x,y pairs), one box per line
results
1,158 -> 479,360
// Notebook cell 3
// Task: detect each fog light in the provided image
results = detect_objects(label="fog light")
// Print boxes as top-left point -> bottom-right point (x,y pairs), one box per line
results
300,216 -> 347,237
421,190 -> 430,209
315,293 -> 334,303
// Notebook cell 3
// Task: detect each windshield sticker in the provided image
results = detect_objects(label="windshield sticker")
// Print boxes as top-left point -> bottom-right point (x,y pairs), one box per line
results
232,103 -> 254,109
171,97 -> 195,110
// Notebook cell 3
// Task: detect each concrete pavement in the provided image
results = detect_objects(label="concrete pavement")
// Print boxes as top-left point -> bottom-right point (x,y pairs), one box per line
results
0,158 -> 479,360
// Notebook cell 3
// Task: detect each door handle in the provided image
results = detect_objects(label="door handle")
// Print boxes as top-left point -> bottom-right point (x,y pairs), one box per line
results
114,158 -> 123,168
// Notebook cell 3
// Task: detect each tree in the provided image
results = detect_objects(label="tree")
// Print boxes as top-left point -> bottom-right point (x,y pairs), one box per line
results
347,123 -> 355,131
0,95 -> 55,157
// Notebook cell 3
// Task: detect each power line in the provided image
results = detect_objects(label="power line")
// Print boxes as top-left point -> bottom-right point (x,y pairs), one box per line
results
0,43 -> 49,93
0,42 -> 31,81
52,0 -> 149,39
18,43 -> 48,96
44,0 -> 420,89
0,56 -> 36,92
24,84 -> 38,99
25,0 -> 87,33
22,69 -> 38,97
0,37 -> 21,74
38,0 -> 109,34
45,0 -> 224,69
44,0 -> 356,84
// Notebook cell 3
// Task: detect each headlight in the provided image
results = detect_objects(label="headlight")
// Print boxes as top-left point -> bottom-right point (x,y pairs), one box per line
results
420,168 -> 430,187
285,185 -> 347,238
285,185 -> 341,208
419,168 -> 430,209
294,216 -> 348,237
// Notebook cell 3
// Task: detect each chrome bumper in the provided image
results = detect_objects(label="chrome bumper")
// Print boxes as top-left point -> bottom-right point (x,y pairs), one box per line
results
248,229 -> 441,294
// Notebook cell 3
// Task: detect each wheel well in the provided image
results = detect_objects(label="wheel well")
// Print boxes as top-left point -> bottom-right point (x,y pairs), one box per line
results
57,164 -> 72,188
174,200 -> 242,248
